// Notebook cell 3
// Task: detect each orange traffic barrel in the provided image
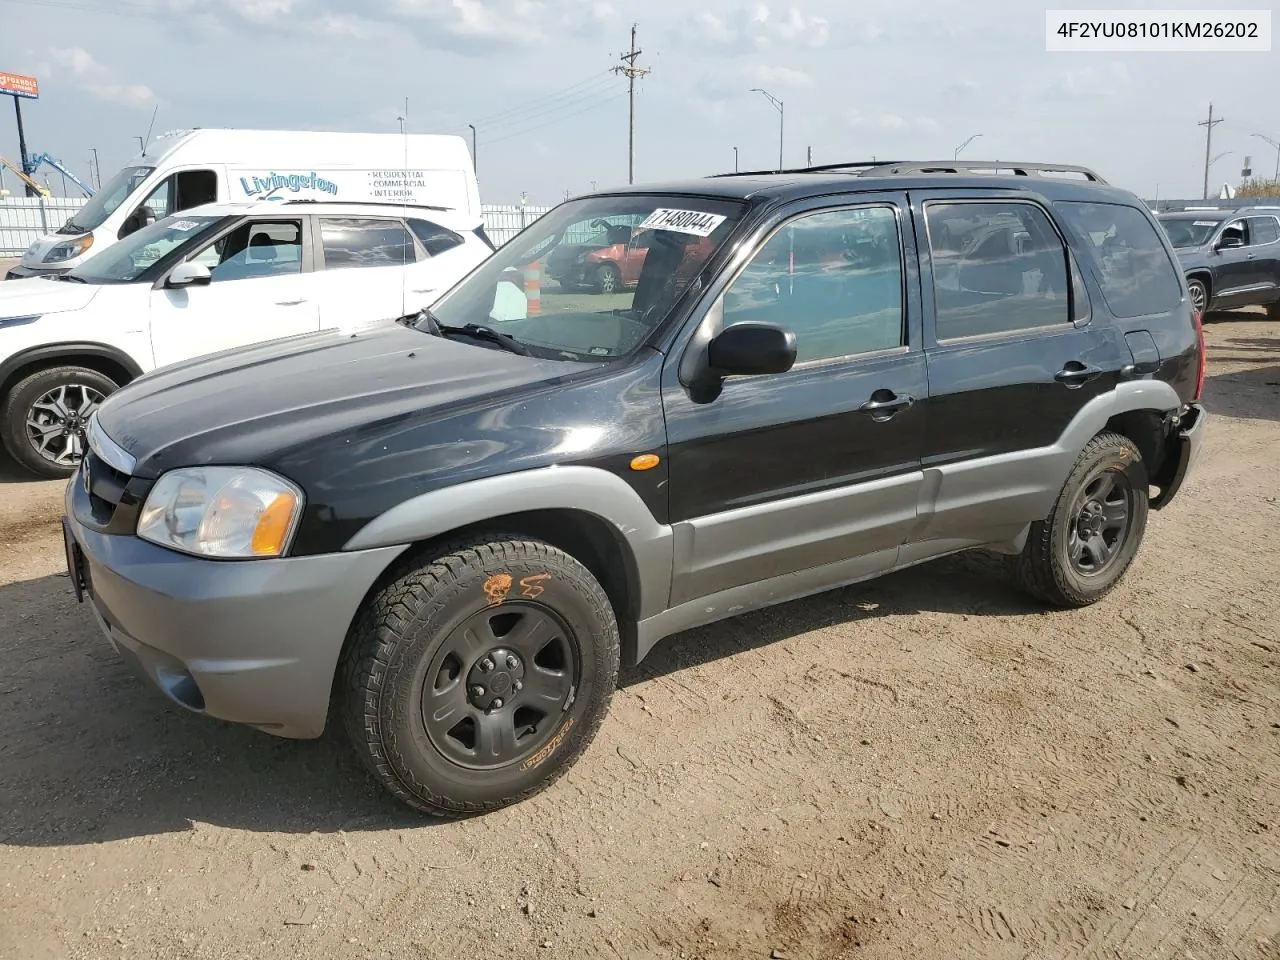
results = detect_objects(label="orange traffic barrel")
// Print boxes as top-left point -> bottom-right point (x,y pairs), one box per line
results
522,261 -> 542,315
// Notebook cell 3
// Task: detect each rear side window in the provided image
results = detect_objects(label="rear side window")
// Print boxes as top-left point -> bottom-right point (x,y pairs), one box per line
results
924,201 -> 1069,341
1056,201 -> 1181,317
320,218 -> 414,269
407,218 -> 465,257
1248,216 -> 1280,245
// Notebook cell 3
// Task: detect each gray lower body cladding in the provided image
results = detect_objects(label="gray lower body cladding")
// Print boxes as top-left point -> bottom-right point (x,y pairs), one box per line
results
64,480 -> 406,739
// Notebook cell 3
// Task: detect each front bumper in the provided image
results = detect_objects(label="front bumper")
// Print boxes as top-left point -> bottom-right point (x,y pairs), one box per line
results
5,263 -> 72,280
1150,401 -> 1207,509
63,475 -> 407,738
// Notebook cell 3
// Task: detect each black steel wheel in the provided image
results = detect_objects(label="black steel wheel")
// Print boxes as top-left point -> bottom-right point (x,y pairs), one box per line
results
0,365 -> 120,479
340,535 -> 620,816
1009,431 -> 1149,608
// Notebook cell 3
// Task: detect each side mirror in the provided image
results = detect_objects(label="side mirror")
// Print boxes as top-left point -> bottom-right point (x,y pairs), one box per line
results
707,321 -> 797,378
1217,231 -> 1245,250
166,261 -> 212,288
119,205 -> 156,239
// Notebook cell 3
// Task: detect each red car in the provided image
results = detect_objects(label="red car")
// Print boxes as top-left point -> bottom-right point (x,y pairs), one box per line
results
546,223 -> 716,295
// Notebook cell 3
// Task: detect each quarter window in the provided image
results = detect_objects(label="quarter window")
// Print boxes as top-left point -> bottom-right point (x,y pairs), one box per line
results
320,218 -> 415,269
925,201 -> 1069,340
407,218 -> 464,257
721,206 -> 905,364
1055,201 -> 1181,318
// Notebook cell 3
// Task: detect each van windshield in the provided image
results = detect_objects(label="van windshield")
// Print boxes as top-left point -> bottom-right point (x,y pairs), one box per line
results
58,165 -> 154,234
69,214 -> 220,284
422,195 -> 747,362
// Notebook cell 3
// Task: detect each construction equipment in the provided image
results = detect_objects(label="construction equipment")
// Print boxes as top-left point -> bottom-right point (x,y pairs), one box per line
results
0,155 -> 49,197
28,152 -> 94,197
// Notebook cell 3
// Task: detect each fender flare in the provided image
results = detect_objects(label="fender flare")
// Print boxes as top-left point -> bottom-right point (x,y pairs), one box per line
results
341,465 -> 675,622
0,341 -> 144,392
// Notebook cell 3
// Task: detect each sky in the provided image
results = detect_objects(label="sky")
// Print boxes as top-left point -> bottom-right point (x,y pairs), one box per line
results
0,0 -> 1276,206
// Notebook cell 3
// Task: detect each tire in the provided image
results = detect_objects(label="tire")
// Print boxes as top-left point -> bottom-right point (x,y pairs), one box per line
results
1009,431 -> 1149,608
339,535 -> 620,817
0,365 -> 120,479
594,263 -> 621,295
1265,299 -> 1280,320
1187,277 -> 1209,315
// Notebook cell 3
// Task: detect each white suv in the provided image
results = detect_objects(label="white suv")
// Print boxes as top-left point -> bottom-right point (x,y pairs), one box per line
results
0,200 -> 495,477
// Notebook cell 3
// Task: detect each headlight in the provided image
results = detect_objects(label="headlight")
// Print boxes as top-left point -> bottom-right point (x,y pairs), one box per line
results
137,466 -> 304,559
41,235 -> 94,264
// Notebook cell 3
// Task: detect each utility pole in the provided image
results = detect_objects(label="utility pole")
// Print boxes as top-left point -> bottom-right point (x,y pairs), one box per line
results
90,147 -> 100,189
468,123 -> 477,176
733,146 -> 738,172
1199,103 -> 1224,201
806,145 -> 812,166
13,95 -> 35,197
613,23 -> 651,185
750,88 -> 784,171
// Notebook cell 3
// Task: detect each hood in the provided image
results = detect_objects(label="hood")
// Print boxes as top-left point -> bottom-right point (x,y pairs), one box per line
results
95,321 -> 580,476
0,276 -> 101,320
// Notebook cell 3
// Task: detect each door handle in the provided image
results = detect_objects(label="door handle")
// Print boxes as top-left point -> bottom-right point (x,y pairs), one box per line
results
275,299 -> 307,306
1055,361 -> 1103,388
857,391 -> 914,421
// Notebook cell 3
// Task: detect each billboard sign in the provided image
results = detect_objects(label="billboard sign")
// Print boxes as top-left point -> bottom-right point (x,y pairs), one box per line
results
0,72 -> 39,100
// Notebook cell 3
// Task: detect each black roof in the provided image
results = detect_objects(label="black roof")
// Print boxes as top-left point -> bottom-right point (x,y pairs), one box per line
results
596,160 -> 1141,207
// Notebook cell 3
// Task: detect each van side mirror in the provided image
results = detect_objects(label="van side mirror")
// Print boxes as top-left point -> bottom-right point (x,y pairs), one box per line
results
707,321 -> 797,377
119,205 -> 156,239
166,261 -> 212,288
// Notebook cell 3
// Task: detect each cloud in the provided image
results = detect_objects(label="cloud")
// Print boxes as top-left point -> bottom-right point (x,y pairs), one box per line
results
848,111 -> 941,133
48,46 -> 155,108
749,64 -> 813,89
687,4 -> 831,50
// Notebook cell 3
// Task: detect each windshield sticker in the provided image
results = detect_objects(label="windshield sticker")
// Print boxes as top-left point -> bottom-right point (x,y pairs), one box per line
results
1192,221 -> 1219,227
639,208 -> 727,238
170,220 -> 202,231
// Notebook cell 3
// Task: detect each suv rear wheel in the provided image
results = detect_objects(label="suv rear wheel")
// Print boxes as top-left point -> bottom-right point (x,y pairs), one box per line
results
1187,277 -> 1209,315
1,365 -> 119,479
339,535 -> 620,816
1009,431 -> 1149,608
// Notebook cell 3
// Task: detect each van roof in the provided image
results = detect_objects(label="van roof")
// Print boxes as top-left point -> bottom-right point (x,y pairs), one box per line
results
131,128 -> 473,166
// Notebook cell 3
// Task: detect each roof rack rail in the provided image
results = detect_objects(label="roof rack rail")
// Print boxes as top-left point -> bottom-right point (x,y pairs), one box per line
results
852,160 -> 1108,183
707,160 -> 901,178
279,199 -> 455,212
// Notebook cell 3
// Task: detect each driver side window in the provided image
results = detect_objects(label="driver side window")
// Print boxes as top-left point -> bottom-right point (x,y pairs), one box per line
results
721,206 -> 905,364
189,220 -> 304,282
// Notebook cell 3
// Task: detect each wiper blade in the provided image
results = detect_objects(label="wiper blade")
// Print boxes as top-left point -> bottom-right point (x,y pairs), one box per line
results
436,322 -> 530,356
53,274 -> 87,283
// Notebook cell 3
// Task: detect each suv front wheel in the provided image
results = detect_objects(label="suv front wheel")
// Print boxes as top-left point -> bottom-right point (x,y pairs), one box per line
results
1010,431 -> 1150,608
1,365 -> 119,479
339,535 -> 620,816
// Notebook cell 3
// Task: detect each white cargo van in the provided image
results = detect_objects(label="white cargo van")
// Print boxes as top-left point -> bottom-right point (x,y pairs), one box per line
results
7,128 -> 481,279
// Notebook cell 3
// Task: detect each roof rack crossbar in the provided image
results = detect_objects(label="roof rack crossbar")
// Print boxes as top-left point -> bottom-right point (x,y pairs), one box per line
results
279,199 -> 455,212
852,160 -> 1108,183
707,160 -> 903,179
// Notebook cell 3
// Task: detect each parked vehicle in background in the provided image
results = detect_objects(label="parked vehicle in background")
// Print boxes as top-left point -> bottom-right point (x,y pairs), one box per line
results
544,217 -> 714,294
1155,206 -> 1280,316
0,200 -> 493,477
6,129 -> 482,280
62,160 -> 1204,817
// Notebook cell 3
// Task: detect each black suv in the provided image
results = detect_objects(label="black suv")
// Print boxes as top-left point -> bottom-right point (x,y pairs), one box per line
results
62,160 -> 1206,816
1156,205 -> 1280,316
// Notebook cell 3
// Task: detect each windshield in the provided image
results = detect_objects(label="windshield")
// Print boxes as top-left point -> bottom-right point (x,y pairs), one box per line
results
58,165 -> 155,234
1159,217 -> 1223,248
423,195 -> 747,361
69,214 -> 220,283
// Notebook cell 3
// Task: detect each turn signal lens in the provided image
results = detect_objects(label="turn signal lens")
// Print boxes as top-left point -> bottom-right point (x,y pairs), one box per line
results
630,454 -> 661,471
251,491 -> 301,556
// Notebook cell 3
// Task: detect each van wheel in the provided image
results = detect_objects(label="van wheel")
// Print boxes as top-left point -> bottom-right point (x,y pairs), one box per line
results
339,535 -> 620,817
1,366 -> 119,479
1009,431 -> 1149,608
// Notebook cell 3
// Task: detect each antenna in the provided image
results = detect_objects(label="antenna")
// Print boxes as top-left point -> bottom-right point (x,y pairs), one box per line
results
140,104 -> 159,157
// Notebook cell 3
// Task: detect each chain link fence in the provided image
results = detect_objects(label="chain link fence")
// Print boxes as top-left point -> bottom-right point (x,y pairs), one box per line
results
0,197 -> 555,256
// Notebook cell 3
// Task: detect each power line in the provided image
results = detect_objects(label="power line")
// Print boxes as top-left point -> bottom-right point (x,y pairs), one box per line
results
612,23 -> 651,185
463,70 -> 613,129
480,91 -> 627,148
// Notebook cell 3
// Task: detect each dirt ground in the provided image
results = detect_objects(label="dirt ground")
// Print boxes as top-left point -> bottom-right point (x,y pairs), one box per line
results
1,309 -> 1277,960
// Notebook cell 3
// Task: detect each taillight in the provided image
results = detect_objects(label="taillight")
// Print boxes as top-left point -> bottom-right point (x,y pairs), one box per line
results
1192,309 -> 1206,401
